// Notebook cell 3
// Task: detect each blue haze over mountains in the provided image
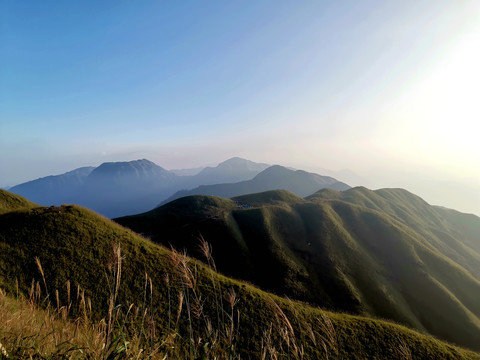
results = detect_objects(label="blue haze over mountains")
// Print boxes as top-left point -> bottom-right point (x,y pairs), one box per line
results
9,157 -> 350,218
161,165 -> 350,205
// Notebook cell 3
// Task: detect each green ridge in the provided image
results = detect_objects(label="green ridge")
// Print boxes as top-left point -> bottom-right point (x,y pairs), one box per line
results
232,189 -> 306,206
0,189 -> 37,214
117,188 -> 480,350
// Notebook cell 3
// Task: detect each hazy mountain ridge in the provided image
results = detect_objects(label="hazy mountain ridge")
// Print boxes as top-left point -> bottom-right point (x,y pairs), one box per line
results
87,159 -> 175,184
117,188 -> 480,350
9,166 -> 95,205
0,189 -> 478,358
9,158 -> 348,218
161,165 -> 351,205
170,166 -> 205,176
9,160 -> 180,218
8,158 -> 271,217
188,157 -> 270,185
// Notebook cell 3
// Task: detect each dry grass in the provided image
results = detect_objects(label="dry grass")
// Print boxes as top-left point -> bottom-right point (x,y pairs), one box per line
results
0,250 -> 168,359
0,286 -> 105,358
0,242 -> 247,359
0,239 -> 413,360
397,336 -> 413,360
1,237 -> 473,360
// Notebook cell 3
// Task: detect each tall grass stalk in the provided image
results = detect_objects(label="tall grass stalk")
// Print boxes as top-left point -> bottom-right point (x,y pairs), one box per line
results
199,234 -> 225,330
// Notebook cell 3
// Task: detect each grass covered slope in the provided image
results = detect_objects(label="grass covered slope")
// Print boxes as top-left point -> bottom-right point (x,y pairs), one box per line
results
0,189 -> 37,214
233,189 -> 307,206
117,189 -> 480,351
1,289 -> 478,360
0,193 -> 477,358
308,187 -> 480,279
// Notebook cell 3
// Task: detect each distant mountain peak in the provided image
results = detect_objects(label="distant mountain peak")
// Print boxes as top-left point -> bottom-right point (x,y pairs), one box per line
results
188,157 -> 271,186
160,164 -> 350,204
88,159 -> 178,185
254,164 -> 288,175
221,156 -> 248,163
214,157 -> 270,170
219,157 -> 258,164
90,159 -> 170,177
95,158 -> 160,169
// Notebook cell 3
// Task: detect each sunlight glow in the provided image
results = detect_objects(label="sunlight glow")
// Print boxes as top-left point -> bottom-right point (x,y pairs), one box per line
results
376,29 -> 480,176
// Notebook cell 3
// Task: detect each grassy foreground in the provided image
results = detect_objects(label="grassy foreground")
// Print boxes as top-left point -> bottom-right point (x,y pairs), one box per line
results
0,189 -> 37,215
0,191 -> 479,358
1,272 -> 479,360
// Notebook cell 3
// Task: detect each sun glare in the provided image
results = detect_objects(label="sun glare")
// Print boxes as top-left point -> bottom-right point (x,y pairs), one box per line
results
375,28 -> 480,176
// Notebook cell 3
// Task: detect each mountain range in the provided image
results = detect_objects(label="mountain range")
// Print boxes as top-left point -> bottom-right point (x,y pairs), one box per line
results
183,157 -> 270,185
116,187 -> 480,351
4,157 -> 480,356
160,164 -> 350,205
9,158 -> 349,218
1,188 -> 479,358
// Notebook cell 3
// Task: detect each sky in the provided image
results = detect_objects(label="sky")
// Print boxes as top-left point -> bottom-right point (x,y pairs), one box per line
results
1,0 -> 479,215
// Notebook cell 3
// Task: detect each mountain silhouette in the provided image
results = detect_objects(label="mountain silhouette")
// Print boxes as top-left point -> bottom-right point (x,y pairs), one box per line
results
9,159 -> 348,218
161,165 -> 350,204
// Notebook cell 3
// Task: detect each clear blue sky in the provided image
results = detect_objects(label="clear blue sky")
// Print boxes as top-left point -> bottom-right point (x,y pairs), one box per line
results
1,1 -> 479,214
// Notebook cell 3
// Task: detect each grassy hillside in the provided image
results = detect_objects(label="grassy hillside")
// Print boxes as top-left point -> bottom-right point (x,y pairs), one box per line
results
233,189 -> 307,206
0,189 -> 37,214
117,189 -> 480,351
308,187 -> 480,279
1,193 -> 478,358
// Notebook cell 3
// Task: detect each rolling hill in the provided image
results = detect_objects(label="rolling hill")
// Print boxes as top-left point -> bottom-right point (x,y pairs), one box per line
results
308,187 -> 480,279
0,189 -> 37,214
1,189 -> 478,358
117,188 -> 480,350
161,165 -> 350,205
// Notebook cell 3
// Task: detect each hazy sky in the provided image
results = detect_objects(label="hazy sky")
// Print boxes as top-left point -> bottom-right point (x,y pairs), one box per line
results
1,1 -> 479,215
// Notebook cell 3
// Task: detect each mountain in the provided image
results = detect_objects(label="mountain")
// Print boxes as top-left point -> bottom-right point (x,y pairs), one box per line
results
9,160 -> 179,218
161,165 -> 350,204
0,189 -> 478,359
170,166 -> 206,176
86,159 -> 174,184
190,157 -> 270,185
170,157 -> 269,180
78,159 -> 180,217
308,187 -> 480,279
117,187 -> 480,350
8,158 -> 274,218
9,166 -> 95,205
